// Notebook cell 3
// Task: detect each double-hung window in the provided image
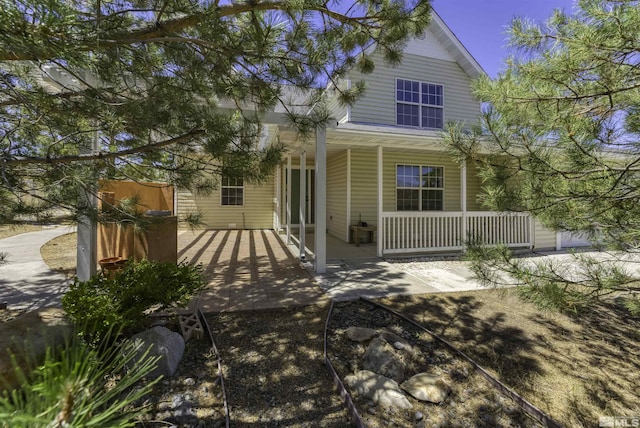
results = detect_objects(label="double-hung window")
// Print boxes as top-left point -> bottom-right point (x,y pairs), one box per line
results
396,165 -> 444,211
221,177 -> 244,206
396,79 -> 444,129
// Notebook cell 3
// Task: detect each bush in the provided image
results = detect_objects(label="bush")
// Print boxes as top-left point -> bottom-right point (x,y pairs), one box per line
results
62,259 -> 205,339
0,329 -> 160,427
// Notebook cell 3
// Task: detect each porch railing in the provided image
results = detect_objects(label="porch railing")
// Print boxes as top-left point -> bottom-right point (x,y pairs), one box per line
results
381,211 -> 531,254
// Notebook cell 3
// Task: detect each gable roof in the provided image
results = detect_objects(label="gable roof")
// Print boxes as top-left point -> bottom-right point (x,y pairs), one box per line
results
427,9 -> 486,79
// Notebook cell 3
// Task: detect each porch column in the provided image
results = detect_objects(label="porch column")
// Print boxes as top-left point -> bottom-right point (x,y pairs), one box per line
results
377,145 -> 383,257
299,150 -> 306,260
286,155 -> 292,244
315,125 -> 327,273
76,197 -> 97,281
461,160 -> 467,247
274,165 -> 281,230
346,149 -> 351,242
77,130 -> 98,281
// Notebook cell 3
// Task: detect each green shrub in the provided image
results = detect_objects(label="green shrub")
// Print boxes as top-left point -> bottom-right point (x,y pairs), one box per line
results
0,329 -> 160,427
62,259 -> 205,339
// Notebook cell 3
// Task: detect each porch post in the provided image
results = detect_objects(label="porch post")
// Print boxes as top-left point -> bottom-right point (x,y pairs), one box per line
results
315,125 -> 327,273
299,150 -> 306,260
461,160 -> 467,248
286,155 -> 292,244
377,146 -> 383,257
76,129 -> 98,281
529,216 -> 535,250
346,149 -> 352,242
274,165 -> 281,231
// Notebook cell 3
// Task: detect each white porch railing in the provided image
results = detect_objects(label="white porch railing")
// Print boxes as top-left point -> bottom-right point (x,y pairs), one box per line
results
381,211 -> 531,254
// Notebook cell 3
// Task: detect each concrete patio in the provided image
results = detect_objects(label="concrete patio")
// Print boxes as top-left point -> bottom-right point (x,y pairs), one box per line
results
177,229 -> 328,313
178,228 -> 485,314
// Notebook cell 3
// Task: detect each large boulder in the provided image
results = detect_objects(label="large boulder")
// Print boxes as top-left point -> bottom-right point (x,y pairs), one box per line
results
401,373 -> 451,404
345,370 -> 412,409
362,337 -> 406,383
0,308 -> 71,391
345,327 -> 378,342
128,326 -> 185,378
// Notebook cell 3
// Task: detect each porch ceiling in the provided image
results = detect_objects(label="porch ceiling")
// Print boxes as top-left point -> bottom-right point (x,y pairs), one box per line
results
276,124 -> 449,161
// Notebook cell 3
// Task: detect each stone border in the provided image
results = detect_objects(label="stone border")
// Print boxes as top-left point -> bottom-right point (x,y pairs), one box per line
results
323,301 -> 366,428
198,308 -> 231,428
362,298 -> 563,428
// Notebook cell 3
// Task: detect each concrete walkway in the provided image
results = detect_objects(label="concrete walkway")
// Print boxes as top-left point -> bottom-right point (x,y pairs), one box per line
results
0,226 -> 75,311
8,226 -> 627,315
312,257 -> 484,301
285,232 -> 485,300
1,226 -> 477,314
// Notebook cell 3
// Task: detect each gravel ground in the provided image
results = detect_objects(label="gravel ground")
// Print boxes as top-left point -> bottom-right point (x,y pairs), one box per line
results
138,299 -> 544,428
2,291 -> 578,428
138,327 -> 227,428
327,300 -> 542,428
207,303 -> 350,427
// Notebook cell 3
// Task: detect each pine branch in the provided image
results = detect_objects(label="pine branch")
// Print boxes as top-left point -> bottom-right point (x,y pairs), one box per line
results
3,130 -> 205,165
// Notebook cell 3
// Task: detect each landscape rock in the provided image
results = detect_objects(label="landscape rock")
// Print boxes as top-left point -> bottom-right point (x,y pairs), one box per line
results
345,370 -> 413,409
401,373 -> 451,403
128,326 -> 185,378
362,337 -> 406,383
345,326 -> 378,342
378,331 -> 411,351
0,308 -> 71,391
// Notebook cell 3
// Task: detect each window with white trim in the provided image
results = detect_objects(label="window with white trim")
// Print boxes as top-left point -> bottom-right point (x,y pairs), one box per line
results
396,79 -> 444,129
221,177 -> 244,206
396,165 -> 444,211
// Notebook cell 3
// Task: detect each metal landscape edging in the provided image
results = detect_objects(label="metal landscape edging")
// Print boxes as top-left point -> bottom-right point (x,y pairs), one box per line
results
362,298 -> 563,428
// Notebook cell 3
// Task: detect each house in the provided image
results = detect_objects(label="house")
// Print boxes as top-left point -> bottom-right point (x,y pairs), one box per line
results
177,10 -> 558,273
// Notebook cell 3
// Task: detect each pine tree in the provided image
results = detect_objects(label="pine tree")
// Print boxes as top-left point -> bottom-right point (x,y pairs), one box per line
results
445,0 -> 640,314
0,0 -> 431,223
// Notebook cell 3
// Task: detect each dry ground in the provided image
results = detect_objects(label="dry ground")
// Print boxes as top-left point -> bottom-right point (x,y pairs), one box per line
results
32,230 -> 640,426
0,224 -> 43,239
377,290 -> 640,427
40,231 -> 77,278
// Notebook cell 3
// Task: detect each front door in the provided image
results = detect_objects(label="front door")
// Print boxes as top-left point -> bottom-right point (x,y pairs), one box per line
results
289,169 -> 315,225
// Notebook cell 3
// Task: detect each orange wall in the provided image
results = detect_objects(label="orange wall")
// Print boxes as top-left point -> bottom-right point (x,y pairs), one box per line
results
98,180 -> 174,213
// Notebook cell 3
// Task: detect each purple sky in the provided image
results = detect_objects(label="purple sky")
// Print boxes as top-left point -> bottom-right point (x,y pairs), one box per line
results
433,0 -> 578,77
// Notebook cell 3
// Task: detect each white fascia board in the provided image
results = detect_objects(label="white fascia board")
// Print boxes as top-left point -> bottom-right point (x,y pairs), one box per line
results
428,9 -> 486,79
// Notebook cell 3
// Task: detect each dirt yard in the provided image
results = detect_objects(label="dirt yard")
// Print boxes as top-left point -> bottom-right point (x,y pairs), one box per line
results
0,224 -> 43,239
378,290 -> 640,427
32,230 -> 640,426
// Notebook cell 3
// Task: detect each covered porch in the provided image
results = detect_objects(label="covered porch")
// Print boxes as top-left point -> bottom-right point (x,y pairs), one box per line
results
277,126 -> 536,272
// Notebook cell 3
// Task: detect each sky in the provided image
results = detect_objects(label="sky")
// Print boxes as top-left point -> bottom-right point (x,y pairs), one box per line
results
433,0 -> 578,77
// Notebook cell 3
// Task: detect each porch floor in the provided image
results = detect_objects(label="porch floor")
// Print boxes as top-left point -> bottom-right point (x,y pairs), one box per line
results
177,228 -> 490,313
177,229 -> 327,313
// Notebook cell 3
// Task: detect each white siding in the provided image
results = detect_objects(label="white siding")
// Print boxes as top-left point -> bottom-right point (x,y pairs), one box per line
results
349,149 -> 379,228
177,189 -> 198,216
326,151 -> 348,239
325,80 -> 349,124
466,160 -> 485,211
348,53 -> 480,127
404,29 -> 456,61
185,175 -> 276,229
382,151 -> 467,212
533,219 -> 557,250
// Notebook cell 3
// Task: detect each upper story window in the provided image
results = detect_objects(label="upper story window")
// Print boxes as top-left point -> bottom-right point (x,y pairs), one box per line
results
221,177 -> 244,206
396,79 -> 444,129
396,164 -> 444,211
